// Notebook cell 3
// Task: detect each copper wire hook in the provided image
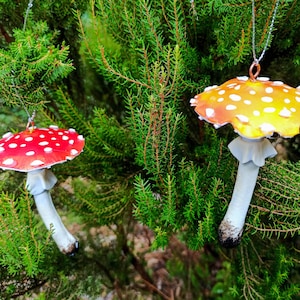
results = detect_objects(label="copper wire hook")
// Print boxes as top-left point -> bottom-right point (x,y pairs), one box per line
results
26,110 -> 36,131
249,62 -> 261,81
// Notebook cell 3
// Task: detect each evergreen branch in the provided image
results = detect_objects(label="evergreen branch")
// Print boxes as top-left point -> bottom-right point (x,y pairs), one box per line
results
141,0 -> 163,53
0,188 -> 51,277
246,223 -> 300,237
99,47 -> 152,89
240,245 -> 264,300
77,9 -> 151,90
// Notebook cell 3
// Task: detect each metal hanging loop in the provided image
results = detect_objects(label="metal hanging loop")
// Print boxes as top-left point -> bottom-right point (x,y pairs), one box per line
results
26,110 -> 36,131
249,62 -> 261,81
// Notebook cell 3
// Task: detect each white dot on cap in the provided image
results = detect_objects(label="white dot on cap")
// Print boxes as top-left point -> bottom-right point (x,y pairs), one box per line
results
30,160 -> 44,167
227,83 -> 237,88
265,87 -> 274,93
249,90 -> 256,95
0,147 -> 4,152
229,94 -> 241,101
218,89 -> 225,95
261,96 -> 273,103
234,85 -> 241,90
2,132 -> 13,139
272,81 -> 284,86
236,76 -> 248,81
204,85 -> 217,92
20,144 -> 26,148
226,104 -> 237,110
190,98 -> 197,106
69,139 -> 74,145
279,107 -> 291,118
26,151 -> 35,156
25,137 -> 33,142
284,98 -> 291,104
78,135 -> 84,141
70,149 -> 79,156
236,114 -> 249,123
8,143 -> 18,149
44,147 -> 53,153
264,107 -> 276,113
257,77 -> 270,82
260,123 -> 276,134
244,100 -> 251,105
291,108 -> 296,112
39,141 -> 49,146
205,108 -> 215,118
217,97 -> 224,102
62,135 -> 69,141
283,89 -> 289,93
3,158 -> 15,166
253,110 -> 260,116
213,124 -> 221,129
39,134 -> 45,138
296,96 -> 300,102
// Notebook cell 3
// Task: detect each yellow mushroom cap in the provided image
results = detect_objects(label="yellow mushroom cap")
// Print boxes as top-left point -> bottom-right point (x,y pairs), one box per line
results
190,76 -> 300,139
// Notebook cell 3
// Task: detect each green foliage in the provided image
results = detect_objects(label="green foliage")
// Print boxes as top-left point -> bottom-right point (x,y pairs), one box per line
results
49,89 -> 135,226
133,135 -> 232,250
0,174 -> 52,277
0,0 -> 299,298
69,176 -> 132,225
232,239 -> 300,299
53,89 -> 134,172
0,188 -> 51,276
74,0 -> 300,298
0,21 -> 74,110
249,160 -> 300,239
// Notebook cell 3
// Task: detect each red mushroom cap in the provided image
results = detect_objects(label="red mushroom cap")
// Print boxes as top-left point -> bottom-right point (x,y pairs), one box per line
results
0,125 -> 85,172
190,76 -> 300,139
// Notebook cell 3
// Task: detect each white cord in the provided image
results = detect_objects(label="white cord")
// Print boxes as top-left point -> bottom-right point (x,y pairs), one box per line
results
23,0 -> 34,31
252,0 -> 280,64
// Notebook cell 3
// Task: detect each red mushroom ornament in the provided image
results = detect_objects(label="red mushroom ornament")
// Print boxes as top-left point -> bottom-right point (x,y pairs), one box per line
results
0,125 -> 85,255
190,68 -> 300,247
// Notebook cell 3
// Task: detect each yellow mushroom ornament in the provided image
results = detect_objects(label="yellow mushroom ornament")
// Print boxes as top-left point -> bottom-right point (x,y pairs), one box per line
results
190,66 -> 300,247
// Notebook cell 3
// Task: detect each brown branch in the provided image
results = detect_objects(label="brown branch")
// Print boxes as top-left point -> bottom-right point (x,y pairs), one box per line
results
0,24 -> 13,43
119,224 -> 171,300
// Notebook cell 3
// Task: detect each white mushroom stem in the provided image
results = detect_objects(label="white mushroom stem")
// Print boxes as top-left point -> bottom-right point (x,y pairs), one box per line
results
26,169 -> 78,255
218,137 -> 277,247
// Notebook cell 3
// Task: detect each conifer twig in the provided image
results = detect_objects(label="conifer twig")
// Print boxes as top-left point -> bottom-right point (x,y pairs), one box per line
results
99,47 -> 151,89
77,10 -> 151,90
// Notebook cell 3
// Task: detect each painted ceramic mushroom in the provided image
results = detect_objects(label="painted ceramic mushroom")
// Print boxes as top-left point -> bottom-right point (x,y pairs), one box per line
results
0,125 -> 85,255
190,65 -> 300,247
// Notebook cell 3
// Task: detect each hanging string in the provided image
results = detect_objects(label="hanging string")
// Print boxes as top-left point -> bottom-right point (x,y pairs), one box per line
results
23,0 -> 34,31
251,0 -> 280,64
13,0 -> 35,128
